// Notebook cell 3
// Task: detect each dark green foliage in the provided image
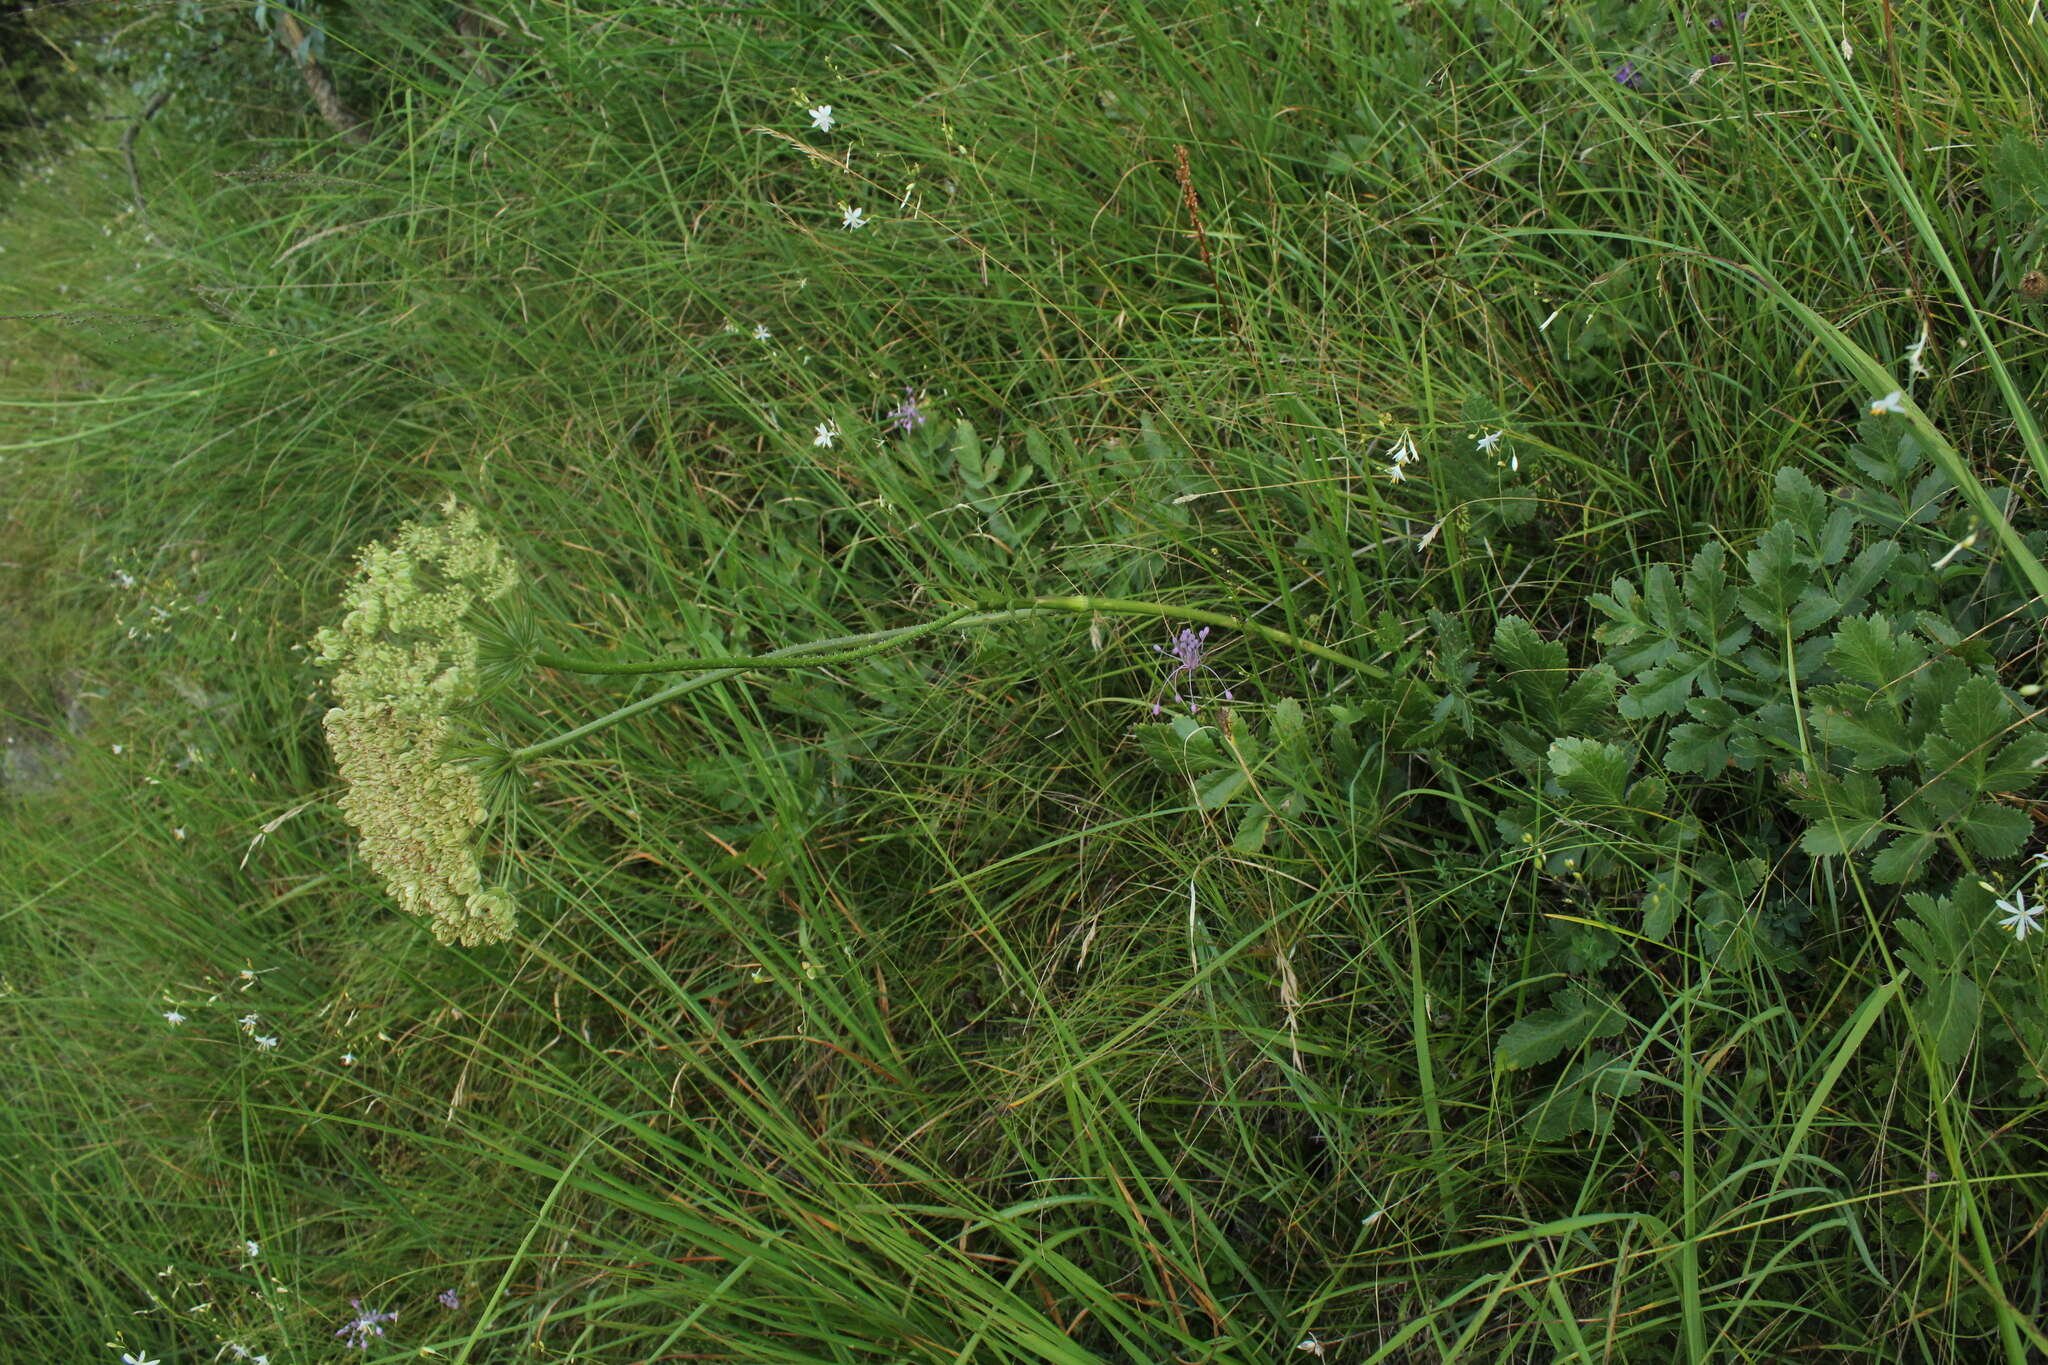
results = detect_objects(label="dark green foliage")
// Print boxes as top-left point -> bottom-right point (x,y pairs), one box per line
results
0,1 -> 96,193
1140,420 -> 2048,1140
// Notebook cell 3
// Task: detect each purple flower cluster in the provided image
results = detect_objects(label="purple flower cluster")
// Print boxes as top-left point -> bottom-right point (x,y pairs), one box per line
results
438,1287 -> 461,1310
885,386 -> 927,435
1611,9 -> 1750,92
1703,9 -> 1748,64
1152,626 -> 1235,717
335,1298 -> 398,1350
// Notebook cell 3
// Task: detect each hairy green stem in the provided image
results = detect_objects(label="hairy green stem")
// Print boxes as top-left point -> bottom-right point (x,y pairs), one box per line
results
535,605 -> 985,675
966,595 -> 1389,679
510,609 -> 1037,762
512,595 -> 1385,762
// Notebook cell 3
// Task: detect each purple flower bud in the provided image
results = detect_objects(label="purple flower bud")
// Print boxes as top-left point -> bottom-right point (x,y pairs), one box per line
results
1709,51 -> 1730,65
1613,61 -> 1643,90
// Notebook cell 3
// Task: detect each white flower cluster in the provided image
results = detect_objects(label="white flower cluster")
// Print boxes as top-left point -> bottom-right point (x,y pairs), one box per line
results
313,506 -> 520,946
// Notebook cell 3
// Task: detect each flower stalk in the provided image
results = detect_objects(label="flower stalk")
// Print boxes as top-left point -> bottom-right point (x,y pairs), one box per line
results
515,595 -> 1388,761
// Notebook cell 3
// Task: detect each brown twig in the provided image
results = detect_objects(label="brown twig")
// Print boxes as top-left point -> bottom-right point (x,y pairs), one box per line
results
273,9 -> 372,146
122,89 -> 171,222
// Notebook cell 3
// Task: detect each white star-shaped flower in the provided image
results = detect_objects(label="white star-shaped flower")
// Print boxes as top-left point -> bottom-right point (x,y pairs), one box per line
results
1904,327 -> 1931,378
254,1034 -> 279,1050
341,1051 -> 357,1066
1388,433 -> 1419,465
1475,429 -> 1504,453
1996,888 -> 2044,942
162,1010 -> 185,1026
809,104 -> 835,133
1386,462 -> 1406,483
244,1240 -> 260,1258
1869,389 -> 1907,416
813,421 -> 838,449
751,323 -> 771,341
121,1353 -> 160,1365
238,1012 -> 259,1032
841,204 -> 868,230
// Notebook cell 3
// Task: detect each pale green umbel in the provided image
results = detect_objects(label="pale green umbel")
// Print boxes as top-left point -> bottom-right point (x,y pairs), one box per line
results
313,504 -> 520,946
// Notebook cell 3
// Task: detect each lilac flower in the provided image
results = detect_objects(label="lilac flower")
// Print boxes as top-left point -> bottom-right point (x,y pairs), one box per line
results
438,1287 -> 460,1310
1152,626 -> 1236,717
1710,52 -> 1731,65
1613,61 -> 1643,90
335,1298 -> 398,1350
885,387 -> 927,434
1706,9 -> 1747,31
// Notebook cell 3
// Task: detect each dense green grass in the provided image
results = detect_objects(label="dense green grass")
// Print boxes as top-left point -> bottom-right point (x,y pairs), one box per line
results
7,1 -> 2048,1360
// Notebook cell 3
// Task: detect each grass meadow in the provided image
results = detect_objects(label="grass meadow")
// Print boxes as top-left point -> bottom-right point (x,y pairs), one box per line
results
6,1 -> 2048,1360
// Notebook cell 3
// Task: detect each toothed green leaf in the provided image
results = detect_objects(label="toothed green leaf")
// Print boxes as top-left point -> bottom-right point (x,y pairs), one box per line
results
1790,771 -> 1889,856
1548,737 -> 1634,807
1497,986 -> 1628,1071
1954,801 -> 2032,859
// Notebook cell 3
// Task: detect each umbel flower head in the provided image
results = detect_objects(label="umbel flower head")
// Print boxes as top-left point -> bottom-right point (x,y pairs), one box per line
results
313,503 -> 520,947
